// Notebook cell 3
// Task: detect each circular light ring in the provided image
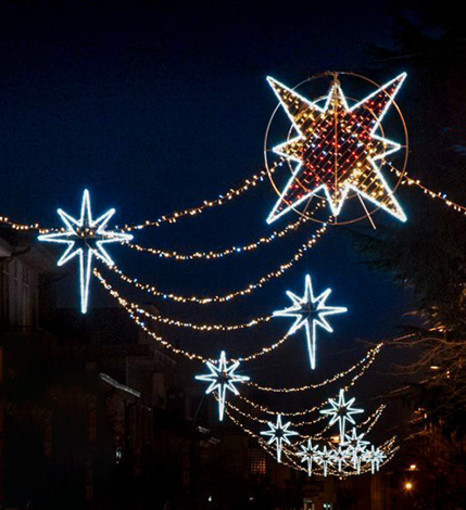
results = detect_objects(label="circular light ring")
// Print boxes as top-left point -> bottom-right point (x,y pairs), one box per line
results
264,71 -> 409,226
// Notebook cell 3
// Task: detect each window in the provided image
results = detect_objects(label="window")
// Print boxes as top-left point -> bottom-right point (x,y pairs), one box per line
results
303,499 -> 315,510
249,447 -> 266,475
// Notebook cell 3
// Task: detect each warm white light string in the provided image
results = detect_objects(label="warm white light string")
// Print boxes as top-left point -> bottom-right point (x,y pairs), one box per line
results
389,163 -> 466,217
118,163 -> 279,232
121,214 -> 312,261
246,343 -> 383,392
95,269 -> 274,331
101,225 -> 328,305
226,399 -> 385,434
96,281 -> 294,363
235,359 -> 378,418
2,162 -> 466,237
1,162 -> 279,235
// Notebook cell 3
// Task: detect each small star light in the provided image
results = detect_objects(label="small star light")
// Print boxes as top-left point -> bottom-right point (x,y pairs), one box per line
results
38,189 -> 132,314
195,351 -> 249,421
364,445 -> 387,474
273,274 -> 347,370
266,73 -> 407,224
333,444 -> 350,472
314,445 -> 336,477
298,439 -> 320,476
320,389 -> 363,441
343,427 -> 370,474
260,414 -> 299,463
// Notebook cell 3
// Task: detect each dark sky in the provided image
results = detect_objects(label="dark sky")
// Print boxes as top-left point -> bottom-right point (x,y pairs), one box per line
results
0,0 -> 413,376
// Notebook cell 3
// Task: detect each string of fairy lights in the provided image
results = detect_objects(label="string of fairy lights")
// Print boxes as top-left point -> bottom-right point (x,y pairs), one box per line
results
100,225 -> 328,305
2,70 -> 465,478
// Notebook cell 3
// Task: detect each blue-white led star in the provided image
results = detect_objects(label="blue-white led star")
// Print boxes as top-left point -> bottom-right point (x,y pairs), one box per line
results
260,414 -> 299,463
363,445 -> 387,474
343,427 -> 370,473
320,389 -> 363,442
314,445 -> 336,477
297,439 -> 320,476
195,351 -> 249,421
38,189 -> 132,314
274,274 -> 347,370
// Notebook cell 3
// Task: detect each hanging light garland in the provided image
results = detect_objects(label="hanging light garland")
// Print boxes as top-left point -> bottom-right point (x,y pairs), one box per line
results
98,281 -> 295,363
234,365 -> 376,419
246,342 -> 383,392
6,70 -> 464,482
122,214 -> 308,260
118,163 -> 279,232
101,225 -> 328,305
95,269 -> 274,331
389,163 -> 466,217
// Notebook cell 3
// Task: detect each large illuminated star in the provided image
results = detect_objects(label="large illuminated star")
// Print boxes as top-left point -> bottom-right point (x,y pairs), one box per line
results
266,73 -> 407,223
320,389 -> 363,441
260,414 -> 299,463
195,351 -> 249,421
38,189 -> 132,314
273,274 -> 347,370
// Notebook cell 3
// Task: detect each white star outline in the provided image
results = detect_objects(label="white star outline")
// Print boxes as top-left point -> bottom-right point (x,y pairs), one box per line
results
265,73 -> 408,224
38,189 -> 132,314
297,439 -> 320,476
343,427 -> 370,474
320,389 -> 364,441
260,414 -> 299,463
363,445 -> 387,474
313,445 -> 336,477
195,351 -> 249,421
273,274 -> 347,370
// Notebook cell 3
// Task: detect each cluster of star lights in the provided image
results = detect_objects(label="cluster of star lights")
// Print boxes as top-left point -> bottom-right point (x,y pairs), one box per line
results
28,72 -> 413,480
274,274 -> 347,370
261,390 -> 386,476
266,72 -> 407,224
38,190 -> 132,313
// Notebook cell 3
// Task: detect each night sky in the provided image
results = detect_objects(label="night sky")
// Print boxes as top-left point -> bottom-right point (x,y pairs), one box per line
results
0,0 -> 413,383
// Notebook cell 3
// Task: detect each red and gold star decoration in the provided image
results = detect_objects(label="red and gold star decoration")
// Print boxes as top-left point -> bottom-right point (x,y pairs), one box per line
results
266,73 -> 407,224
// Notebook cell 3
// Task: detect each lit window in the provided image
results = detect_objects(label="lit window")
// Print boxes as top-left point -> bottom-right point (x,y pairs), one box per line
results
250,447 -> 266,475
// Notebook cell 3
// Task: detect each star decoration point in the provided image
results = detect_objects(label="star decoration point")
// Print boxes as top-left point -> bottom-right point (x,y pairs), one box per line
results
274,274 -> 347,369
297,439 -> 320,476
266,73 -> 407,224
38,189 -> 132,313
320,389 -> 364,441
343,427 -> 370,473
195,351 -> 249,421
260,414 -> 299,463
363,445 -> 387,474
314,445 -> 336,477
